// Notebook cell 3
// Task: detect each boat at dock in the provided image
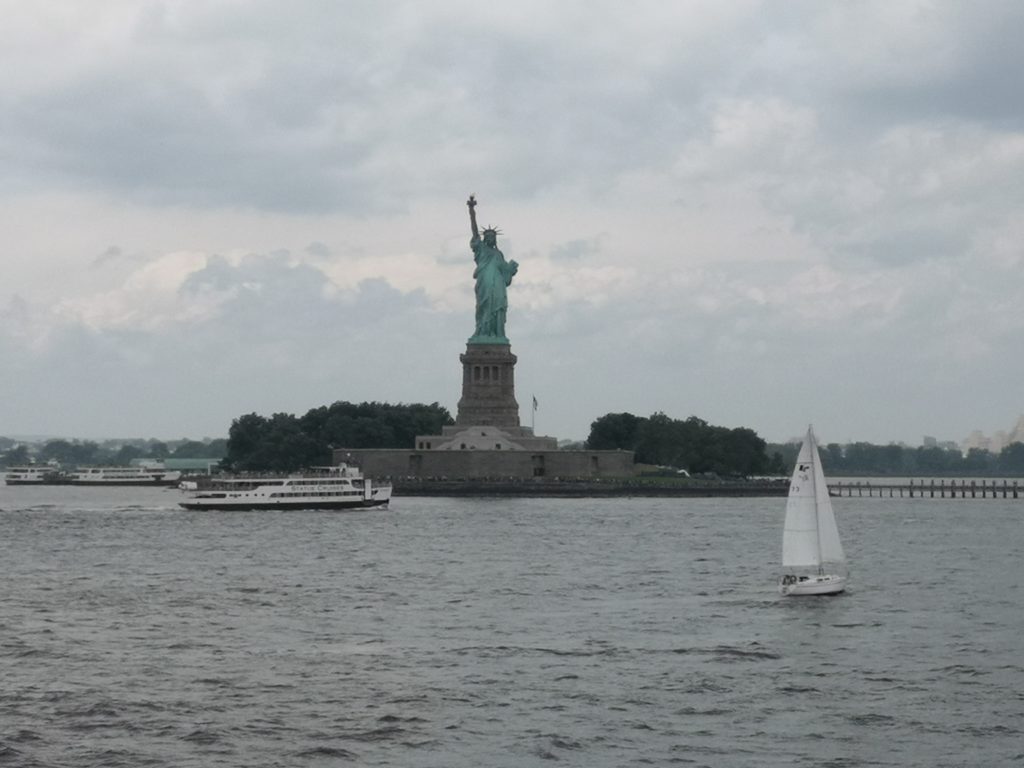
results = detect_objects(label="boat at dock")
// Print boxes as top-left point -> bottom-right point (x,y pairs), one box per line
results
178,464 -> 391,511
4,465 -> 67,485
66,465 -> 182,486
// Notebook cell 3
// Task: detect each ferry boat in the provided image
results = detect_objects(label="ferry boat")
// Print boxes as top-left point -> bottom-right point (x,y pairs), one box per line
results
178,464 -> 392,511
67,465 -> 183,486
4,465 -> 66,485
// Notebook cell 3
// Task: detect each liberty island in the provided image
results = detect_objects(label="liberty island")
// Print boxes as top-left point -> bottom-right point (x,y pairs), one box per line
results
333,196 -> 635,480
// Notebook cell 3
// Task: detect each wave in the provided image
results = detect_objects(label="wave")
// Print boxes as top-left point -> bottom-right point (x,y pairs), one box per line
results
295,746 -> 359,759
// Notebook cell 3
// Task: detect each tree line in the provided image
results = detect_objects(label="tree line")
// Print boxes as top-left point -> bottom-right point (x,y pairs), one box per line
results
586,412 -> 780,477
0,437 -> 227,468
9,408 -> 1024,477
223,401 -> 454,472
766,440 -> 1024,477
222,405 -> 781,476
588,413 -> 1024,478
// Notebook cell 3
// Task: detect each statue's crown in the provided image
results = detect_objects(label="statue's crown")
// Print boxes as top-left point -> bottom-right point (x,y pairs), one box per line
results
482,225 -> 501,236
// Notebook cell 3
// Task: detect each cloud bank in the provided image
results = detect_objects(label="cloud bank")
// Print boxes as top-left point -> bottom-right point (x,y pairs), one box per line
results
3,1 -> 1024,444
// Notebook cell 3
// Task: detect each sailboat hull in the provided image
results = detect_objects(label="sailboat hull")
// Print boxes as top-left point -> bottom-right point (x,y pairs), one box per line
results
779,574 -> 846,596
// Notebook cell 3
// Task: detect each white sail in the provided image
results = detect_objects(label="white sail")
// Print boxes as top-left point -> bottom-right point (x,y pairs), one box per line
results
782,427 -> 845,568
811,434 -> 845,565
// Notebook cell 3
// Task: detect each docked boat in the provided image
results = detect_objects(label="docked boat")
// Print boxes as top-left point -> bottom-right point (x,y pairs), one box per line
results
779,426 -> 848,596
4,465 -> 66,485
178,464 -> 391,511
67,465 -> 183,486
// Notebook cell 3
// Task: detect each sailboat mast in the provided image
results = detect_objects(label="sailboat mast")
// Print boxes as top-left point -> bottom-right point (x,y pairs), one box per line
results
810,429 -> 824,575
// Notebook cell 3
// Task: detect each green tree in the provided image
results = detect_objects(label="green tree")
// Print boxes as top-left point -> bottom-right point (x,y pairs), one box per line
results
720,427 -> 769,476
1,445 -> 31,467
586,412 -> 642,451
591,411 -> 771,476
998,442 -> 1024,474
147,440 -> 170,459
634,412 -> 678,465
963,447 -> 996,474
767,441 -> 801,473
224,414 -> 271,470
227,412 -> 323,472
40,439 -> 100,466
172,440 -> 206,456
224,401 -> 454,472
914,446 -> 959,474
205,439 -> 228,458
114,444 -> 145,465
821,443 -> 844,472
672,417 -> 709,471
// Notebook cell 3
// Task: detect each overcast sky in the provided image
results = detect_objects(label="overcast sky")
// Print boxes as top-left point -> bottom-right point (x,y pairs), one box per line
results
2,1 -> 1023,446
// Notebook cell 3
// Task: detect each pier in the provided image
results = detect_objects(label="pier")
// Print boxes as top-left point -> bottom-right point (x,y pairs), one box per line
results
828,479 -> 1021,499
391,477 -> 1024,499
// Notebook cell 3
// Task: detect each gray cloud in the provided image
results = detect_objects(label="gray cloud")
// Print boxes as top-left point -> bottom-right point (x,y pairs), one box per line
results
1,252 -> 462,438
92,246 -> 124,266
549,238 -> 601,262
304,241 -> 332,258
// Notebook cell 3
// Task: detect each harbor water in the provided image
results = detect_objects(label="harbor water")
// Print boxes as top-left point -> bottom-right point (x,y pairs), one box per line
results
1,483 -> 1022,767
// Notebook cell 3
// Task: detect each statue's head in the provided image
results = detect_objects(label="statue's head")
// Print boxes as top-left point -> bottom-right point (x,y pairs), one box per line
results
482,227 -> 499,246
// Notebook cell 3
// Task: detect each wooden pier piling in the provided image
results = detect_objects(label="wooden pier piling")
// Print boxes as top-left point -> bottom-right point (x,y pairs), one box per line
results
828,479 -> 1023,499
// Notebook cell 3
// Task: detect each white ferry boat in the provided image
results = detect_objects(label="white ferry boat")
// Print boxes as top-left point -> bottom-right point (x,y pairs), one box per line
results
67,465 -> 183,486
4,465 -> 66,485
178,464 -> 391,511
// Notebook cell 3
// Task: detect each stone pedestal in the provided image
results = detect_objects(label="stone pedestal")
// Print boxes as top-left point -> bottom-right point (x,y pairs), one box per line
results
456,344 -> 520,427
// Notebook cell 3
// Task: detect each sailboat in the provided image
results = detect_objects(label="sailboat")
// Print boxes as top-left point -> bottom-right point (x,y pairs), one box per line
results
779,426 -> 847,596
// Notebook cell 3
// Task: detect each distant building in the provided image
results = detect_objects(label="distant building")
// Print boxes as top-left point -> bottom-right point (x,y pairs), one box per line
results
163,458 -> 222,473
131,457 -> 219,473
1010,415 -> 1024,444
961,415 -> 1024,455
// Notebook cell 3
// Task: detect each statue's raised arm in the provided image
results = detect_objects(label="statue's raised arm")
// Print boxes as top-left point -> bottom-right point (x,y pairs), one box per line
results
467,194 -> 480,241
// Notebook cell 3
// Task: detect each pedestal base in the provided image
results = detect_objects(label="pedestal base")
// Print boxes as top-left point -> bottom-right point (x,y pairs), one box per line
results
456,344 -> 520,428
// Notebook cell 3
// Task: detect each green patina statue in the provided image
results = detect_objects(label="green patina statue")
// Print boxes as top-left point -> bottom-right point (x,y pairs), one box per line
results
466,194 -> 518,344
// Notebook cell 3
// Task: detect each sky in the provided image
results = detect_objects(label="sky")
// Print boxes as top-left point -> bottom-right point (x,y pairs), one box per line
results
2,0 -> 1024,447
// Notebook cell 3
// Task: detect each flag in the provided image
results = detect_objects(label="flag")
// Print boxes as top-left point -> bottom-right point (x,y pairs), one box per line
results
532,395 -> 538,411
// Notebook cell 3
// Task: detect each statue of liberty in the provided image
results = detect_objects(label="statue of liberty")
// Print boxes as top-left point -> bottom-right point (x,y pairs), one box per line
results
466,194 -> 518,344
